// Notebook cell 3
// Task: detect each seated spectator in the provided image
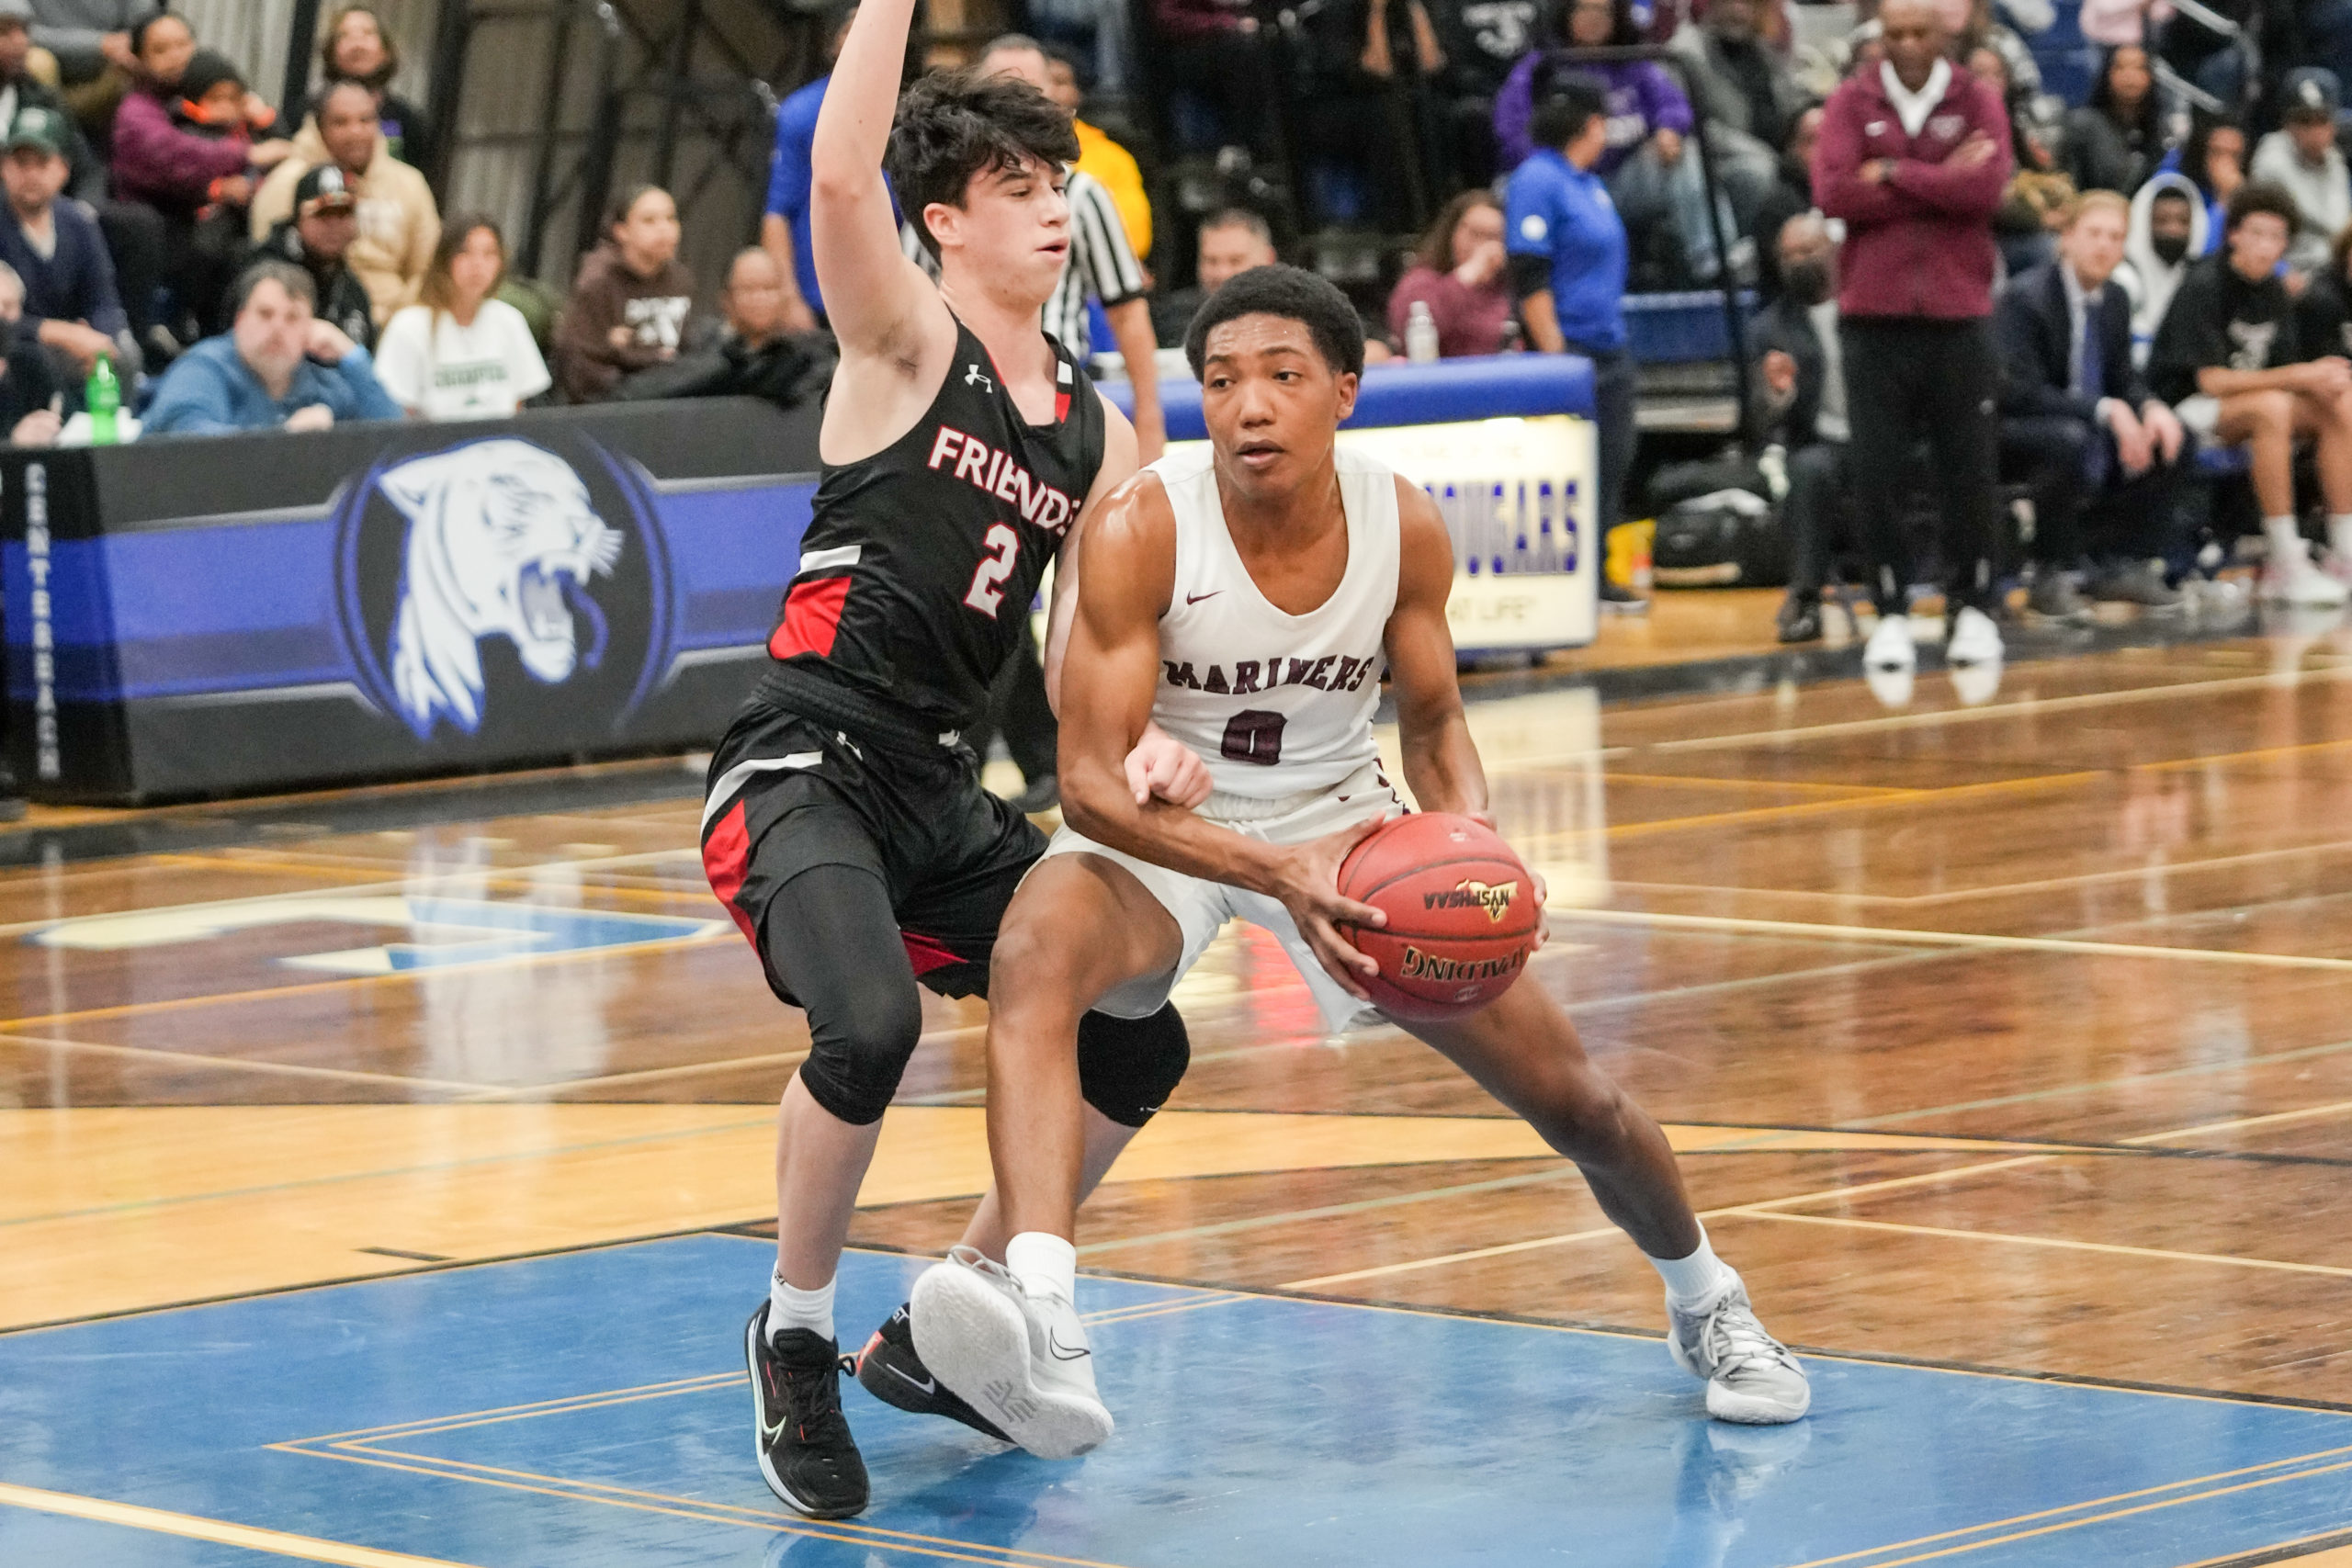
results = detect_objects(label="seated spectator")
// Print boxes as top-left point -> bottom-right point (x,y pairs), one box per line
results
2062,45 -> 2161,197
1,3 -> 97,196
1149,0 -> 1281,166
1289,0 -> 1441,232
2298,224 -> 2352,366
1424,0 -> 1536,187
249,77 -> 439,324
2149,183 -> 2352,606
1043,47 -> 1149,258
1958,0 -> 2041,97
142,258 -> 399,435
28,0 -> 154,138
2162,112 -> 2243,256
0,259 -> 61,444
619,247 -> 826,408
312,6 -> 432,176
1751,213 -> 1849,642
1150,206 -> 1273,346
554,183 -> 691,404
1996,193 -> 2188,617
1498,0 -> 1731,286
758,6 -> 847,336
0,105 -> 129,387
108,15 -> 293,342
1750,103 -> 1821,300
373,216 -> 547,420
2119,174 -> 2203,356
1972,43 -> 2069,276
1388,189 -> 1512,355
2251,69 -> 2349,276
244,164 -> 374,350
1664,0 -> 1799,223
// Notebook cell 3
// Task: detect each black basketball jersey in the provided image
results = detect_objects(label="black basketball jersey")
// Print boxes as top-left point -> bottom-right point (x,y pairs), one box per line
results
762,321 -> 1105,741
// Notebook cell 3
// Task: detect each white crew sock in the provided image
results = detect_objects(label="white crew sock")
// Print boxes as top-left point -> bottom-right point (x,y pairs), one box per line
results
2330,515 -> 2352,561
1006,1231 -> 1079,1305
767,1270 -> 835,1344
1648,1226 -> 1737,1308
2266,516 -> 2310,569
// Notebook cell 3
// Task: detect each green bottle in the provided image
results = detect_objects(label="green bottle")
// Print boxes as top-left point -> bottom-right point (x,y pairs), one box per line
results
86,352 -> 118,446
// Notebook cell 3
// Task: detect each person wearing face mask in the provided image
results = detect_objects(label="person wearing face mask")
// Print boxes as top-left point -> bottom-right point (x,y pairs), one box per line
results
1996,192 -> 2188,618
2119,174 -> 2207,358
1751,213 -> 1851,643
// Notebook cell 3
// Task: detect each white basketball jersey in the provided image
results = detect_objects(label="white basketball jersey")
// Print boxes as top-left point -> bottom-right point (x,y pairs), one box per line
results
1148,444 -> 1400,799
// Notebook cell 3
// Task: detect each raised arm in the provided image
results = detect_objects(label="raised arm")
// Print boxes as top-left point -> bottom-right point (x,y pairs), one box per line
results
1384,480 -> 1487,818
809,0 -> 950,361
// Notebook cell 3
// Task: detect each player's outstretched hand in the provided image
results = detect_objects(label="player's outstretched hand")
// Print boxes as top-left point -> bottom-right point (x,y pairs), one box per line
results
1271,816 -> 1388,999
1125,724 -> 1213,809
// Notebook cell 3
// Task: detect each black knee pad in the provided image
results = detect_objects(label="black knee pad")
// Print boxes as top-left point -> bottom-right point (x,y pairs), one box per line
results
795,987 -> 926,1126
1076,1003 -> 1192,1128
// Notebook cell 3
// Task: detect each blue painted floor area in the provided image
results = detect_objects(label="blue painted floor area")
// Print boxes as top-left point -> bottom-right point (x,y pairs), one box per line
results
4,1234 -> 2350,1567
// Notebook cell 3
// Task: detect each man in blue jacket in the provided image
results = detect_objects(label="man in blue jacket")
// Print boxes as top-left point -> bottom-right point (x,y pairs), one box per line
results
143,259 -> 400,435
0,105 -> 129,388
759,6 -> 855,334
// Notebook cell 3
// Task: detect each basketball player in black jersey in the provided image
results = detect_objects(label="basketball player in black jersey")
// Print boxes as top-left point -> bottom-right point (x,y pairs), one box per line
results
701,0 -> 1212,1519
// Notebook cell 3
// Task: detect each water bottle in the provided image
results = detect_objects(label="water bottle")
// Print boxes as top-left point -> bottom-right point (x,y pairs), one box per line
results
86,352 -> 119,446
1405,300 -> 1440,364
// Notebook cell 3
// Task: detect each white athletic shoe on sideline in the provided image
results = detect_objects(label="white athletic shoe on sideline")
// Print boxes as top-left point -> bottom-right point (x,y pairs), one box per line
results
1862,614 -> 1915,671
1945,605 -> 2004,666
910,1246 -> 1112,1460
1668,1276 -> 1811,1425
2264,554 -> 2351,608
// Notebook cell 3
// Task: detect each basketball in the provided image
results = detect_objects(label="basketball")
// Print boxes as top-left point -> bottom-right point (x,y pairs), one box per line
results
1335,813 -> 1543,1022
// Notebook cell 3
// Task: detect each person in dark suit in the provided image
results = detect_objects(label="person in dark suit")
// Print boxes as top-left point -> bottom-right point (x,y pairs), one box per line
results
1751,213 -> 1850,643
1996,190 -> 2190,617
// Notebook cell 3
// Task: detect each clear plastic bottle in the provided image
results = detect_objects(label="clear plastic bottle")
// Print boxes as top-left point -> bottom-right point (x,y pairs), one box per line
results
1405,300 -> 1440,364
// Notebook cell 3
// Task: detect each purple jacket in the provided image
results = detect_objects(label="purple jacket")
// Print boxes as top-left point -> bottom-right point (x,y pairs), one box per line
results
1494,54 -> 1692,175
108,87 -> 252,218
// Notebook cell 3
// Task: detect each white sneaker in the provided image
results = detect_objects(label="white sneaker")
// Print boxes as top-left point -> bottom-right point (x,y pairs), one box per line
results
1667,1276 -> 1811,1425
1946,605 -> 2004,666
1862,614 -> 1915,671
910,1246 -> 1112,1460
2263,553 -> 2351,607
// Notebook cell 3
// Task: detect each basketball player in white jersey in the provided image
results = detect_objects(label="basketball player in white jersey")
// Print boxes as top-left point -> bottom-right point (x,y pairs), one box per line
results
911,265 -> 1811,1458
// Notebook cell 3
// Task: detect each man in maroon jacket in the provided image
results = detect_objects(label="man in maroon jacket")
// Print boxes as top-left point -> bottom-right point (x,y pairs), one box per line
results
1814,0 -> 2011,676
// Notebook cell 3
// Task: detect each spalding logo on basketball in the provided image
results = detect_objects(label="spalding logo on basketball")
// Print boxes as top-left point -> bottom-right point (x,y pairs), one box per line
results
1337,813 -> 1542,1021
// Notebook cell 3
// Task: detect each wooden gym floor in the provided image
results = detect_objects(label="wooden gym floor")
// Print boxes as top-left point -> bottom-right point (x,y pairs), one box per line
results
6,625 -> 2352,1566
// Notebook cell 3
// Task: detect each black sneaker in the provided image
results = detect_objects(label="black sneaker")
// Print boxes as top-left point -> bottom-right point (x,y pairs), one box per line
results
854,1303 -> 1012,1443
1774,591 -> 1822,644
745,1304 -> 868,1518
1600,578 -> 1651,615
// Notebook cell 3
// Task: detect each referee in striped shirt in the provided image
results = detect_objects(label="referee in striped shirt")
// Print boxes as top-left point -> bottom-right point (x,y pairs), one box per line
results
937,35 -> 1167,460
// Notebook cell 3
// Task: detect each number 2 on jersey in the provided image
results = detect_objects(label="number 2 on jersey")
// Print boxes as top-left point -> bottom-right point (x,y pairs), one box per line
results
964,524 -> 1020,615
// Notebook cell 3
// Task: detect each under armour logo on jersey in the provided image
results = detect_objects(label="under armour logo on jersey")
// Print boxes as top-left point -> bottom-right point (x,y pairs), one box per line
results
966,363 -> 994,392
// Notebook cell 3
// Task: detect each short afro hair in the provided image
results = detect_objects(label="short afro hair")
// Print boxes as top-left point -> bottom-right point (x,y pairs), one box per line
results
888,66 -> 1080,259
1183,264 -> 1365,379
2224,178 -> 2301,238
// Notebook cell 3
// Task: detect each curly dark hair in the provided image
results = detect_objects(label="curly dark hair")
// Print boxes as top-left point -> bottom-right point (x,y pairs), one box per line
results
1183,263 -> 1365,380
2225,179 -> 2301,238
888,67 -> 1080,259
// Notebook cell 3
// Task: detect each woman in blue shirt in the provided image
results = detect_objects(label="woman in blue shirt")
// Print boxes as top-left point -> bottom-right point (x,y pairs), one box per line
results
1506,74 -> 1639,606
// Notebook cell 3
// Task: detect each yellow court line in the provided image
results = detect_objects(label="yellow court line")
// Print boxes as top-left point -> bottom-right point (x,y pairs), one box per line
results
153,854 -> 725,908
1081,1293 -> 1251,1328
0,1480 -> 483,1567
312,1447 -> 1138,1568
318,1378 -> 745,1445
1732,1209 -> 2352,1280
1597,771 -> 1921,798
2177,1537 -> 2352,1567
2138,736 -> 2352,773
1766,1445 -> 2352,1568
1826,1458 -> 2352,1568
277,1372 -> 742,1444
2128,1096 -> 2352,1143
0,1032 -> 499,1097
1557,908 -> 2352,973
268,1443 -> 1112,1568
1648,666 -> 2352,753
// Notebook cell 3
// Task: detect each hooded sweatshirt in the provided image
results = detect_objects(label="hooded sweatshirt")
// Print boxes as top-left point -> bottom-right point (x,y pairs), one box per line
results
247,121 -> 442,325
554,243 -> 695,403
2117,170 -> 2210,361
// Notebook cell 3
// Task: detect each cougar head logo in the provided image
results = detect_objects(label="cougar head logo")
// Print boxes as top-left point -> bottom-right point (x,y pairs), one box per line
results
379,439 -> 624,738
